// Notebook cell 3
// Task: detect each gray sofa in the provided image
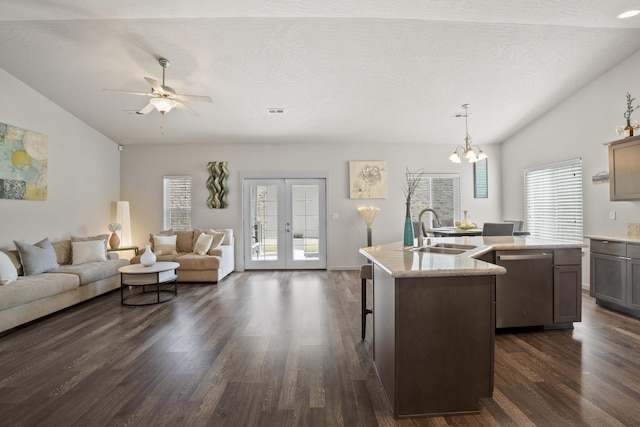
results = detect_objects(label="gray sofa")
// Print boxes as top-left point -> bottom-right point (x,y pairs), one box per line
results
0,236 -> 129,334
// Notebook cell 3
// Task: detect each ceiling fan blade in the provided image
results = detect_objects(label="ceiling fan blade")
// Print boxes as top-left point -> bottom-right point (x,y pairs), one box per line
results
103,88 -> 152,97
144,77 -> 164,93
138,102 -> 155,115
174,101 -> 200,117
175,94 -> 213,103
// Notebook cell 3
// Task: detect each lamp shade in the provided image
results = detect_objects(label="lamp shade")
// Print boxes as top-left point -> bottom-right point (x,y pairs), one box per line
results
115,201 -> 132,247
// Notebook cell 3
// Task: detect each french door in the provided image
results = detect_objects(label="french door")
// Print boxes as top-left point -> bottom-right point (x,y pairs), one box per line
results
243,178 -> 326,269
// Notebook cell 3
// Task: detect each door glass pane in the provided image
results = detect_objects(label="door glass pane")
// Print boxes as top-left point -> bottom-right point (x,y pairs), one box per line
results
251,184 -> 279,261
291,184 -> 319,261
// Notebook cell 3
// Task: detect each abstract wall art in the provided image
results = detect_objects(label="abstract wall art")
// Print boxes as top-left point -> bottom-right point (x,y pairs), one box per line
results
349,160 -> 387,199
206,161 -> 229,208
0,122 -> 48,201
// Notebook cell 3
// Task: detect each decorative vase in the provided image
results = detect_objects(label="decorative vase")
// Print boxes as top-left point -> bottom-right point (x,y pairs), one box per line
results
403,202 -> 414,246
109,232 -> 120,249
625,119 -> 634,137
140,244 -> 156,267
461,210 -> 472,227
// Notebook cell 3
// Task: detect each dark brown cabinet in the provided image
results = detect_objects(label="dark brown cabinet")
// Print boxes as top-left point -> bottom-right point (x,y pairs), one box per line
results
609,135 -> 640,201
553,249 -> 582,324
490,249 -> 582,328
590,238 -> 640,318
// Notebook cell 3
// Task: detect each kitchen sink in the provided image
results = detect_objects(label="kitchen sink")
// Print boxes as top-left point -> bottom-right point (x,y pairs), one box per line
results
410,247 -> 466,255
430,243 -> 477,250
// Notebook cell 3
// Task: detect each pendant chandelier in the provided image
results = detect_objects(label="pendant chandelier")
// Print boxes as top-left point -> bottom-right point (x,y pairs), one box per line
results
448,104 -> 488,163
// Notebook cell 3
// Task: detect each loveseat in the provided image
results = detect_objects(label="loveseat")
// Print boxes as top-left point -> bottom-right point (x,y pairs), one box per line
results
0,235 -> 129,334
130,228 -> 234,283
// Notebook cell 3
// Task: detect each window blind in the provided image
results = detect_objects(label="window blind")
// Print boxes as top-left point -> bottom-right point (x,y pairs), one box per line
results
163,175 -> 192,231
524,158 -> 583,241
410,174 -> 460,227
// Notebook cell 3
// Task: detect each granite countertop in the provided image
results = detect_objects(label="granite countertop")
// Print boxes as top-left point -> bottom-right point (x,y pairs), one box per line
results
359,235 -> 585,278
585,234 -> 640,244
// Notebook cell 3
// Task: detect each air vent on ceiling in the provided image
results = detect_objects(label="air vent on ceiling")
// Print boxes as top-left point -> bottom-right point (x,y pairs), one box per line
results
267,108 -> 285,114
125,110 -> 144,116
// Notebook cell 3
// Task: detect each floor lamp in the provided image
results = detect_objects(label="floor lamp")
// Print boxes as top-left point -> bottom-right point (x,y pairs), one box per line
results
357,206 -> 380,248
115,201 -> 132,247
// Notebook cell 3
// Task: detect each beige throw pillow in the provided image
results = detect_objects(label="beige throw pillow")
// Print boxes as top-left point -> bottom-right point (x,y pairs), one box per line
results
71,240 -> 107,265
153,234 -> 178,255
216,229 -> 234,245
193,233 -> 214,255
206,230 -> 226,254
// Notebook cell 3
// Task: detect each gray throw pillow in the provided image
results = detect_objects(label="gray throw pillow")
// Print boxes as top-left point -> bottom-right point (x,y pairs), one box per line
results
14,238 -> 60,276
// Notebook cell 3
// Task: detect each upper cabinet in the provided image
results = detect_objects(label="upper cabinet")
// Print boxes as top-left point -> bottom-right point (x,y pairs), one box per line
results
609,135 -> 640,201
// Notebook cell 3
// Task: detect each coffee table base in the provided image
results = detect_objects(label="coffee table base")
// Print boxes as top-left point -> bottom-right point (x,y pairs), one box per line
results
121,282 -> 178,306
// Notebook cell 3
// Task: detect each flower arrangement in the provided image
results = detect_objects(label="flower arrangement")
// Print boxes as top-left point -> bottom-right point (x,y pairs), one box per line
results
616,93 -> 640,136
108,222 -> 121,233
624,92 -> 638,121
402,167 -> 424,205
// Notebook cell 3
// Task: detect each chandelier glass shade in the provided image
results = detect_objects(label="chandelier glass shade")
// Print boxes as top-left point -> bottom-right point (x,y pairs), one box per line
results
449,104 -> 488,163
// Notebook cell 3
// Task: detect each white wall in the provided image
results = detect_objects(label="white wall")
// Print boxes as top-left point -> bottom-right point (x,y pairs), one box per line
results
501,49 -> 640,285
121,142 -> 502,270
0,68 -> 121,249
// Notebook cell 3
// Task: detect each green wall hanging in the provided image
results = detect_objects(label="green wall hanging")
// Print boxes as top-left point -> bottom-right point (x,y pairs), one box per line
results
206,161 -> 229,209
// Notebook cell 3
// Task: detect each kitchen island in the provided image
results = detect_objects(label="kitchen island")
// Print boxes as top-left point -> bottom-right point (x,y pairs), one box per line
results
359,235 -> 584,419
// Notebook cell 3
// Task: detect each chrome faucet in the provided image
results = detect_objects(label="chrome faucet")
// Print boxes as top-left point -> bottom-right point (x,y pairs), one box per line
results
417,208 -> 441,247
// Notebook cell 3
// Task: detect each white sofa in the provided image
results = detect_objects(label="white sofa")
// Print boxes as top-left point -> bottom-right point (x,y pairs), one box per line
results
130,229 -> 234,283
0,236 -> 129,334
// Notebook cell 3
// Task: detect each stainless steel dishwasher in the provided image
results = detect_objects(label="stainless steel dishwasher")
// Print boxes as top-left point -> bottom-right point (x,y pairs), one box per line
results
495,250 -> 554,328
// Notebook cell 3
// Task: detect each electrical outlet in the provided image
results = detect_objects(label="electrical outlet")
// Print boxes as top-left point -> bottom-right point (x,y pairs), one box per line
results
609,211 -> 616,220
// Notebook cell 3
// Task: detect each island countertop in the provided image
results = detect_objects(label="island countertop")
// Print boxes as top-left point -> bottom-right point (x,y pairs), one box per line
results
359,235 -> 585,278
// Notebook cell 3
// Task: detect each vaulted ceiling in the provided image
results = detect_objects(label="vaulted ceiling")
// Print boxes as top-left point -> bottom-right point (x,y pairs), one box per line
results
2,1 -> 640,146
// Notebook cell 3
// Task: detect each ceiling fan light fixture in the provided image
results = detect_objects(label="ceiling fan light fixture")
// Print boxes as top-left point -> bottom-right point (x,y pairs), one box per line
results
150,97 -> 177,114
618,9 -> 640,19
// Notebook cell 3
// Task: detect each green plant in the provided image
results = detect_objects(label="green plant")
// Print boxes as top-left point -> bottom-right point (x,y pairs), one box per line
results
293,233 -> 304,238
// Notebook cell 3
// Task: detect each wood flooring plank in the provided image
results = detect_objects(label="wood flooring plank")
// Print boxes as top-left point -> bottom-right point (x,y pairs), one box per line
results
1,273 -> 640,426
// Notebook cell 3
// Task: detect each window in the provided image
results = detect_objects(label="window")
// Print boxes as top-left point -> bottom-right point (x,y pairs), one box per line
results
409,173 -> 460,227
163,175 -> 192,231
524,158 -> 583,241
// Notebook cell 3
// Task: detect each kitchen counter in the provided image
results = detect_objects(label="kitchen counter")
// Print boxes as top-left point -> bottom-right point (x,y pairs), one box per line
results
585,233 -> 640,244
359,235 -> 584,278
359,235 -> 584,419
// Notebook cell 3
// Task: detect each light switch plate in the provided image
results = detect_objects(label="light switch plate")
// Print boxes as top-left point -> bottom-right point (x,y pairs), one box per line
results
609,211 -> 616,220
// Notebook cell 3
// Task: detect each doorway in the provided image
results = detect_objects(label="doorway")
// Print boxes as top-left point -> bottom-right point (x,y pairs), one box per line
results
243,178 -> 327,269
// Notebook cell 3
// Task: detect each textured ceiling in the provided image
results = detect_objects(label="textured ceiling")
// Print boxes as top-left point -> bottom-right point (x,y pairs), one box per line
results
2,1 -> 640,146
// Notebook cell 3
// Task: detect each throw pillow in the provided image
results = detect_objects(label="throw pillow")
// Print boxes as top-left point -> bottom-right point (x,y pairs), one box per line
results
148,229 -> 173,251
0,251 -> 18,285
153,234 -> 178,255
206,230 -> 226,249
70,234 -> 109,260
193,233 -> 214,256
71,240 -> 107,265
217,229 -> 234,245
14,238 -> 60,276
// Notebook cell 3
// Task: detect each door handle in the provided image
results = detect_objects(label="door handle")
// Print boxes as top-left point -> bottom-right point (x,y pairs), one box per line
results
497,253 -> 552,261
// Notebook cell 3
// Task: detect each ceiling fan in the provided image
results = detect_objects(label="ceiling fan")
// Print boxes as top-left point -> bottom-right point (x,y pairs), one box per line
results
103,57 -> 212,117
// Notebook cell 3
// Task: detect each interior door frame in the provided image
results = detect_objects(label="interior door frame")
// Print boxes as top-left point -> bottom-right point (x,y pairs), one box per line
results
240,171 -> 328,270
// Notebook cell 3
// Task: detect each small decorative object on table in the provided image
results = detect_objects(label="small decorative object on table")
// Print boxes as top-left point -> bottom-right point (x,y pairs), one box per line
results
457,210 -> 477,230
140,244 -> 157,267
402,167 -> 424,246
108,222 -> 121,249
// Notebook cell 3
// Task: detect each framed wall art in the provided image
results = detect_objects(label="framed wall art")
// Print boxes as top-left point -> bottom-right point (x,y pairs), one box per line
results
349,161 -> 387,199
0,122 -> 48,201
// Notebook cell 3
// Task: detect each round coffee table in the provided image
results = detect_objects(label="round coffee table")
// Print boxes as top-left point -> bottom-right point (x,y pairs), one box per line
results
118,261 -> 180,306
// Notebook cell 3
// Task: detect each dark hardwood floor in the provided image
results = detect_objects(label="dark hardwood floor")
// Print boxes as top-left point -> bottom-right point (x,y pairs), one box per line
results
1,270 -> 639,426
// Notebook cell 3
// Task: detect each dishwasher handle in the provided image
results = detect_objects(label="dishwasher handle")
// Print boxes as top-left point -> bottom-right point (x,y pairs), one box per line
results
497,253 -> 553,261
